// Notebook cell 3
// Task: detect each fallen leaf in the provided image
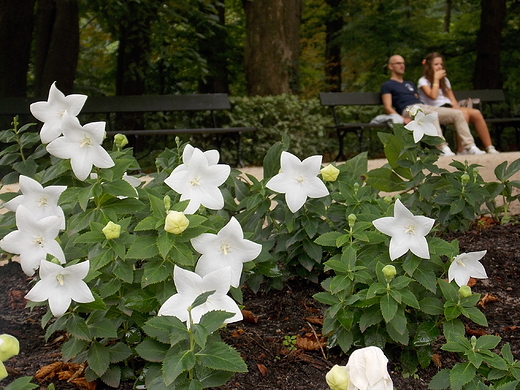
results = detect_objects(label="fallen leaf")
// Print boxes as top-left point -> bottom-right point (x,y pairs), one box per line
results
257,363 -> 268,376
466,325 -> 488,336
296,332 -> 326,351
241,309 -> 259,324
432,354 -> 442,368
478,293 -> 500,309
231,328 -> 244,337
35,362 -> 96,390
467,278 -> 477,287
504,326 -> 518,331
304,316 -> 323,326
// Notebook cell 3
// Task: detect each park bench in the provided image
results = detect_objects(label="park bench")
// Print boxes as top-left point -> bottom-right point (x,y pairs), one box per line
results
0,93 -> 256,167
320,89 -> 520,159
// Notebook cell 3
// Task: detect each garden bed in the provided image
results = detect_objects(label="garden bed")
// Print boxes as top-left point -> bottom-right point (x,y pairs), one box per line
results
1,217 -> 519,389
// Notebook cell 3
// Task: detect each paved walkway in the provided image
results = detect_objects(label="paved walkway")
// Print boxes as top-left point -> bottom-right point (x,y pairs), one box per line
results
239,151 -> 520,214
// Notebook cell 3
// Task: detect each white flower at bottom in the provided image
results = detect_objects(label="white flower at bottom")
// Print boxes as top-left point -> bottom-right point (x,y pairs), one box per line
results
25,260 -> 94,317
266,151 -> 329,213
158,265 -> 242,327
448,250 -> 488,286
46,112 -> 114,181
372,199 -> 434,260
404,111 -> 439,143
345,346 -> 393,390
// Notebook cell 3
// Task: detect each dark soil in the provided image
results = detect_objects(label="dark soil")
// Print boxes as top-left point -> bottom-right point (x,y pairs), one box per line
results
1,219 -> 520,390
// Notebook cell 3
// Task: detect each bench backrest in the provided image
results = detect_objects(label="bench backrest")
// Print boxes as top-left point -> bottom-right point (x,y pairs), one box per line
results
0,93 -> 232,116
319,92 -> 382,107
453,89 -> 505,102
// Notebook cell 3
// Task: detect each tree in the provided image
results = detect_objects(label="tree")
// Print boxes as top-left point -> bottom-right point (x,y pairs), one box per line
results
473,0 -> 506,89
242,0 -> 302,96
33,0 -> 80,96
0,0 -> 35,97
324,0 -> 343,92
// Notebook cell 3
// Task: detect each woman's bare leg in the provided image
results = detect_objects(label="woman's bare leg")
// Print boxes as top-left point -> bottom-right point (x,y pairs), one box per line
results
456,107 -> 493,148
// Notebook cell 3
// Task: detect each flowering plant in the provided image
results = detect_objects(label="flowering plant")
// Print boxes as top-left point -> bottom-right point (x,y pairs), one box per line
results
1,84 -> 520,389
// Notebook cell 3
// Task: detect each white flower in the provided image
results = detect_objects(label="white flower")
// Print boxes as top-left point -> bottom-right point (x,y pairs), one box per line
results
25,260 -> 94,317
448,250 -> 488,286
266,151 -> 329,213
164,146 -> 230,214
158,265 -> 242,327
345,346 -> 393,390
182,143 -> 220,166
29,81 -> 88,144
0,205 -> 65,276
46,112 -> 115,181
4,175 -> 66,229
372,199 -> 434,260
192,217 -> 262,288
404,111 -> 439,143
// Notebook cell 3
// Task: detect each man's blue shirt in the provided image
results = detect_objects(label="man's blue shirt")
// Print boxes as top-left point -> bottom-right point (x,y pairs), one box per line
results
381,79 -> 421,115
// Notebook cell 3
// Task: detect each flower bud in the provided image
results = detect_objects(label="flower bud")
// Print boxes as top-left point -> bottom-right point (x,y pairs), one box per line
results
164,195 -> 171,212
320,164 -> 340,182
102,221 -> 121,240
114,133 -> 129,149
165,211 -> 189,234
0,334 -> 19,362
49,257 -> 62,265
353,182 -> 359,194
382,265 -> 396,281
461,173 -> 470,185
458,285 -> 472,299
348,214 -> 356,228
383,196 -> 393,204
326,364 -> 350,390
0,361 -> 7,380
406,105 -> 422,118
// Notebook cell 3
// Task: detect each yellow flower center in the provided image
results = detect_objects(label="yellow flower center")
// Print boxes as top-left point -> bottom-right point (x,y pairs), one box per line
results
38,196 -> 48,207
56,274 -> 65,286
295,174 -> 305,183
33,236 -> 44,247
456,257 -> 466,267
80,135 -> 92,148
58,110 -> 65,119
404,224 -> 416,235
417,119 -> 423,125
190,177 -> 201,186
219,242 -> 232,255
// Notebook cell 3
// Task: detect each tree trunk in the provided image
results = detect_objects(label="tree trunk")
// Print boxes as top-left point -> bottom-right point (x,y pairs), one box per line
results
33,0 -> 79,97
198,2 -> 229,94
0,0 -> 35,98
242,0 -> 302,96
443,0 -> 452,33
324,0 -> 343,92
473,0 -> 506,89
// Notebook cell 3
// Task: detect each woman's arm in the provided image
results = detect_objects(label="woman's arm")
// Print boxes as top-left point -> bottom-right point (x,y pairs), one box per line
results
419,70 -> 446,100
445,88 -> 459,108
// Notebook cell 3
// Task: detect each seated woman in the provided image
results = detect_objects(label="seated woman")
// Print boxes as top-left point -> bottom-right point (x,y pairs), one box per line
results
418,52 -> 498,154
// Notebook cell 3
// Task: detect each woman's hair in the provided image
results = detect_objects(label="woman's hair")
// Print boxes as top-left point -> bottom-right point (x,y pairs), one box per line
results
422,52 -> 448,95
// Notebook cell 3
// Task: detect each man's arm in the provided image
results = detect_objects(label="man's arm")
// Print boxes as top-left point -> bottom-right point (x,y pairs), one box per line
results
382,93 -> 411,124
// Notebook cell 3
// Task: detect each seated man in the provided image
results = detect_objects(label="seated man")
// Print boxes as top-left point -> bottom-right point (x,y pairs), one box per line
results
381,55 -> 484,156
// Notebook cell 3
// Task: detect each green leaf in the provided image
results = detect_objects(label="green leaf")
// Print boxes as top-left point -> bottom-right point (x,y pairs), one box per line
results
449,362 -> 476,390
192,290 -> 216,309
413,268 -> 437,293
135,216 -> 159,231
199,310 -> 235,335
157,231 -> 174,258
413,322 -> 440,347
420,297 -> 444,315
380,293 -> 398,322
62,337 -> 89,361
365,167 -> 406,192
100,365 -> 121,388
135,337 -> 169,362
143,316 -> 189,345
315,231 -> 343,247
89,318 -> 118,339
126,235 -> 159,259
142,260 -> 173,287
428,369 -> 450,389
113,258 -> 134,283
3,376 -> 39,390
197,342 -> 248,372
107,342 -> 133,363
162,349 -> 196,386
102,178 -> 140,198
87,341 -> 111,377
68,315 -> 92,340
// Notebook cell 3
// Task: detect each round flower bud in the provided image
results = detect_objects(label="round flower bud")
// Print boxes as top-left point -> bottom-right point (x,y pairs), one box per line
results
382,265 -> 397,281
461,173 -> 470,185
348,214 -> 357,228
458,285 -> 472,299
326,364 -> 350,390
114,133 -> 129,149
102,221 -> 121,240
320,164 -> 340,182
165,211 -> 189,235
383,196 -> 393,204
0,361 -> 7,380
0,334 -> 19,362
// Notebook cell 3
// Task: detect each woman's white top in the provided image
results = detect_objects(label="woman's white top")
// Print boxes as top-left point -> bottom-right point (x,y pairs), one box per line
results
417,76 -> 452,107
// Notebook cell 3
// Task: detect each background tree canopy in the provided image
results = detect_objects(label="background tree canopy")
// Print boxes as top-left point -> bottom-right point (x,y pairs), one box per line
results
1,0 -> 519,108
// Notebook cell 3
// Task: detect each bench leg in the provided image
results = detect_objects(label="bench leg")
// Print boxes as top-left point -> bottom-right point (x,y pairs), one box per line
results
335,128 -> 346,161
235,132 -> 245,168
